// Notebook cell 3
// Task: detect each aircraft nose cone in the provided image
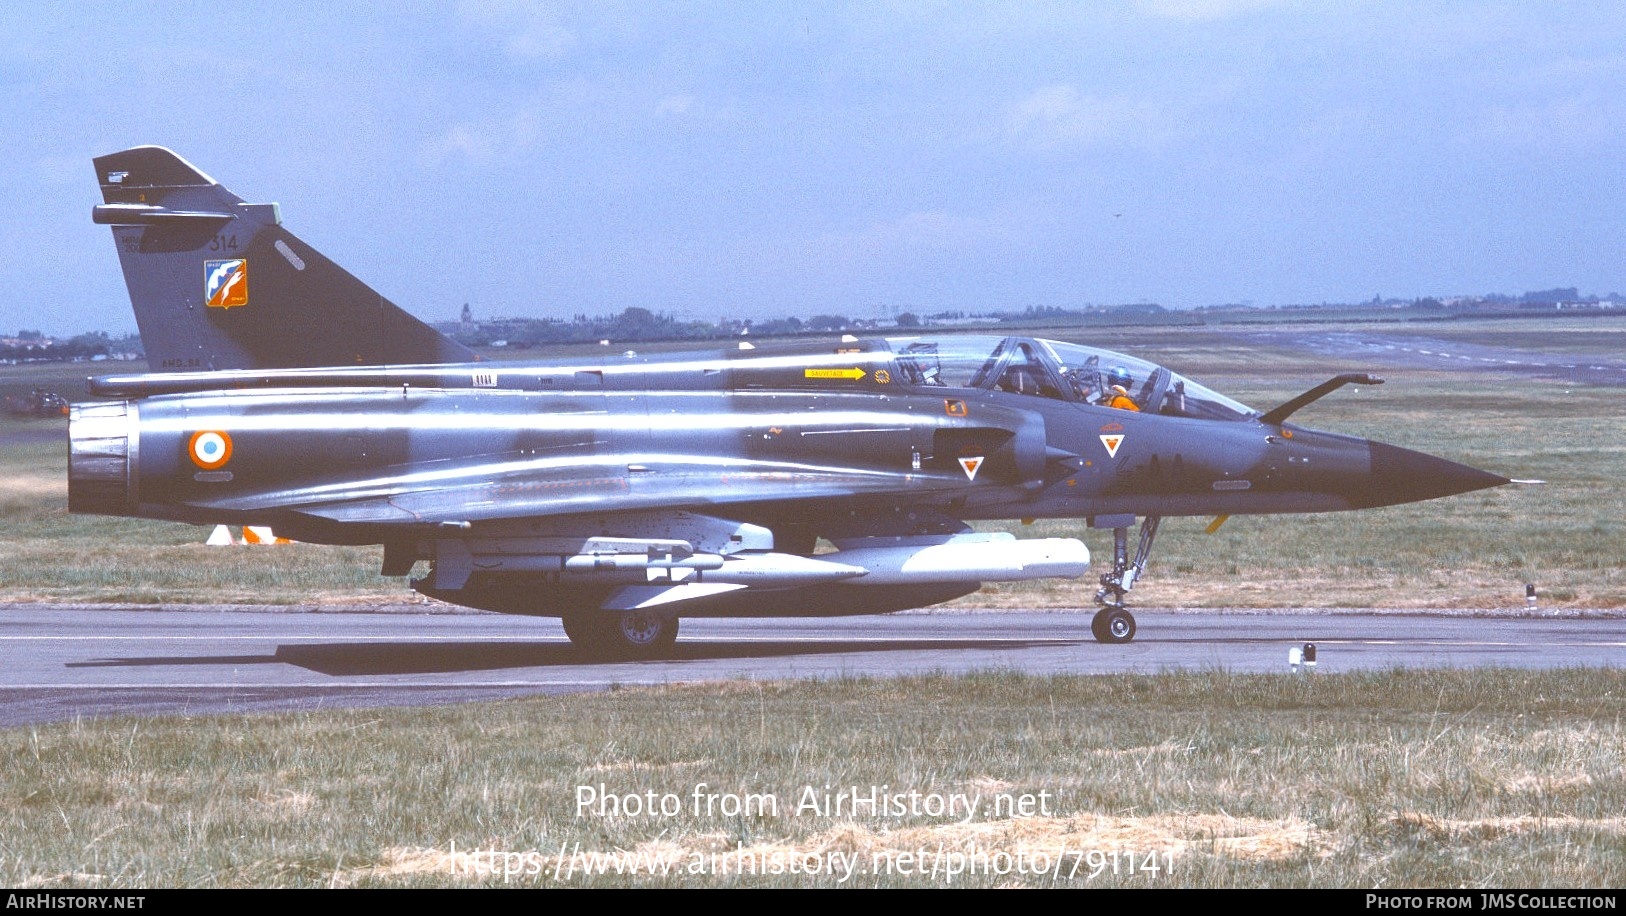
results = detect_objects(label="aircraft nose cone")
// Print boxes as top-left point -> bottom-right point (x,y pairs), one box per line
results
1360,441 -> 1510,508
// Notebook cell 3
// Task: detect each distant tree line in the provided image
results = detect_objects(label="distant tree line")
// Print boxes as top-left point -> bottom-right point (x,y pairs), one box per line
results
439,302 -> 1217,349
440,307 -> 876,348
2,331 -> 141,363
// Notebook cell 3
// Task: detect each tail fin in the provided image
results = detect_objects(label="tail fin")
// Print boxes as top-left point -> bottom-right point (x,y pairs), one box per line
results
92,146 -> 476,371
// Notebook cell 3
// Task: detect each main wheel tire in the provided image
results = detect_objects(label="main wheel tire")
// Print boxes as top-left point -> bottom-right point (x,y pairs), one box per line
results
1091,607 -> 1136,644
562,611 -> 679,658
560,613 -> 601,648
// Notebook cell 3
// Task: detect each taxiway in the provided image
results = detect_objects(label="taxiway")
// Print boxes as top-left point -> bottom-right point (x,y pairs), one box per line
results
3,605 -> 1623,725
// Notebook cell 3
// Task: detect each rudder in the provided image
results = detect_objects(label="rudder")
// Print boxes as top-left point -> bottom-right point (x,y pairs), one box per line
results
92,146 -> 475,371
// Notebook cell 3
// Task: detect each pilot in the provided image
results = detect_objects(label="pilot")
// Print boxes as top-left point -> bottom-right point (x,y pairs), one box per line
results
1104,367 -> 1140,411
1105,385 -> 1140,411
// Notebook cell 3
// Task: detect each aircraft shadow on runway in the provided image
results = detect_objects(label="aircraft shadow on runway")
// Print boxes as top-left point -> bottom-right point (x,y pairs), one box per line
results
65,638 -> 1072,676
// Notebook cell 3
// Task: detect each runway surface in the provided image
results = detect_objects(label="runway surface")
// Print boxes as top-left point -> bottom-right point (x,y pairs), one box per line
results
3,604 -> 1624,725
1220,328 -> 1626,386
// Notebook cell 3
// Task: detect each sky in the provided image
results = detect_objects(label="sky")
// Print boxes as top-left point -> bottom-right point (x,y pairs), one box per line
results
3,1 -> 1625,337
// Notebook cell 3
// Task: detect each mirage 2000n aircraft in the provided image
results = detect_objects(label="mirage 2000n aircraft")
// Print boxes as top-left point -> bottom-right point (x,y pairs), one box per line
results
72,147 -> 1510,655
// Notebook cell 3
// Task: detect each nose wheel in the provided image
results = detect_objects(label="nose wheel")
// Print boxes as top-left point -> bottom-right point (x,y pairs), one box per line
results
1091,607 -> 1136,644
1091,515 -> 1160,643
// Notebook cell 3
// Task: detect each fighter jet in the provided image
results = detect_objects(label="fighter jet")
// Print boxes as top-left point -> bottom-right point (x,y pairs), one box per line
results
73,146 -> 1509,655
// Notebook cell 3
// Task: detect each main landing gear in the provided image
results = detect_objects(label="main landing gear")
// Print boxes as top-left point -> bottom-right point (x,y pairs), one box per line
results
1090,515 -> 1161,644
562,610 -> 680,659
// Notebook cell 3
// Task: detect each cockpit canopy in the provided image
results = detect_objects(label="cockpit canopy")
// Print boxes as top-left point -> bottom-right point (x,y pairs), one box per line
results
888,336 -> 1256,421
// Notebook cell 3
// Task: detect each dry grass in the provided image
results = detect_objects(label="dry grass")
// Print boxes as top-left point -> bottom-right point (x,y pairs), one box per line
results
346,812 -> 1327,885
1389,812 -> 1626,841
4,669 -> 1623,888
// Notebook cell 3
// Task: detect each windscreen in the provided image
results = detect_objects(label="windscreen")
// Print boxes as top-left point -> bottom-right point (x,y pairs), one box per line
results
1040,340 -> 1256,420
888,336 -> 1256,421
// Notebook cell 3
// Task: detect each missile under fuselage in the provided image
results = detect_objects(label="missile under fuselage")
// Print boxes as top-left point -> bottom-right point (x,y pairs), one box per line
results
427,532 -> 1089,593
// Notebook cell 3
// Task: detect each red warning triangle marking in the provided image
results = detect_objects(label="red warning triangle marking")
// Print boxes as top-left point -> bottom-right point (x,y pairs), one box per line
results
958,456 -> 984,481
1099,434 -> 1125,458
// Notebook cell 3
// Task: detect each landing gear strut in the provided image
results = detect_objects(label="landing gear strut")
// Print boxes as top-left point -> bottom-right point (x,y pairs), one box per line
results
1091,515 -> 1161,644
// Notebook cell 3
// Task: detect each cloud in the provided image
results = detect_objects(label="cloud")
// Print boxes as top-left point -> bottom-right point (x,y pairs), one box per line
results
803,209 -> 1019,281
421,124 -> 493,163
849,210 -> 995,254
657,94 -> 697,117
1136,0 -> 1286,22
418,109 -> 541,165
653,92 -> 734,124
457,0 -> 576,60
1477,96 -> 1617,150
1008,85 -> 1164,149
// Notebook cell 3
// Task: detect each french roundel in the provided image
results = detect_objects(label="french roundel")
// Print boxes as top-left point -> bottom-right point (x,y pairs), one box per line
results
189,430 -> 233,469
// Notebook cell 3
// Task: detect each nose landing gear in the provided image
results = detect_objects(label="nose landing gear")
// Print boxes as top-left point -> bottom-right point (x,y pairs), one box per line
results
1090,515 -> 1161,644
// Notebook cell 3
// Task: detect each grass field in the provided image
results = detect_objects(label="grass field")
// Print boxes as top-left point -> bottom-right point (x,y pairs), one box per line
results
3,669 -> 1622,888
3,316 -> 1621,609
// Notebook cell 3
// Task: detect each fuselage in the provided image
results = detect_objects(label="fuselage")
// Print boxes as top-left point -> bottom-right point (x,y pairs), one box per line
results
71,334 -> 1507,549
